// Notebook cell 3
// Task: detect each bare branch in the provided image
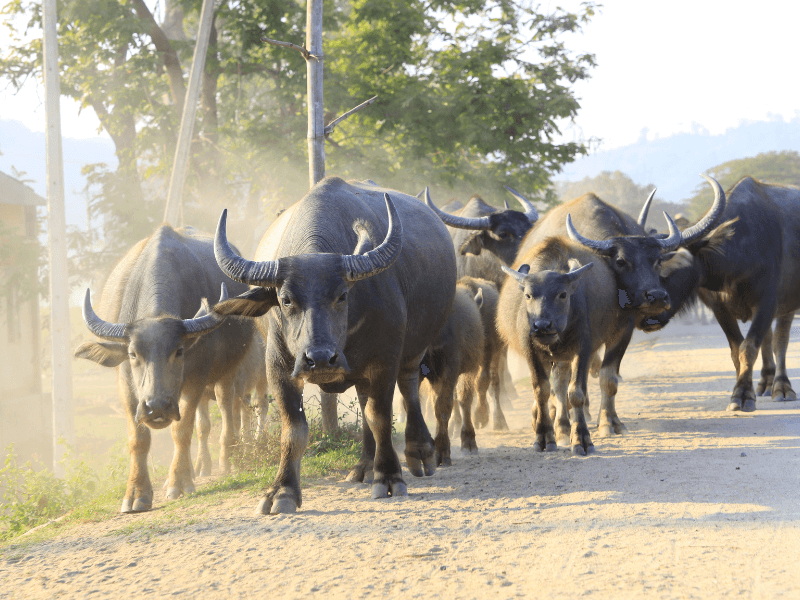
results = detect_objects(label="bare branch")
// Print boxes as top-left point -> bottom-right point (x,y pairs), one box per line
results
260,36 -> 316,61
324,96 -> 378,137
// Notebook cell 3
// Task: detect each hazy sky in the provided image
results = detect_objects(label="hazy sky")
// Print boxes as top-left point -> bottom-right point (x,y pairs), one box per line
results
1,0 -> 798,150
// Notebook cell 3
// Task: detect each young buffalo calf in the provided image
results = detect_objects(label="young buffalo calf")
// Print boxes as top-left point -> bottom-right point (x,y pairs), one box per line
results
420,282 -> 485,465
497,236 -> 629,455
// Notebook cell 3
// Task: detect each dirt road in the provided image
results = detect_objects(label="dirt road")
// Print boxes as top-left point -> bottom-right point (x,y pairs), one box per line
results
2,323 -> 799,599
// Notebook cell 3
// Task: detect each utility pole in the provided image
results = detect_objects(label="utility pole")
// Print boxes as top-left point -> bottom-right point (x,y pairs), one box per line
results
42,0 -> 75,475
163,0 -> 217,226
262,1 -> 376,432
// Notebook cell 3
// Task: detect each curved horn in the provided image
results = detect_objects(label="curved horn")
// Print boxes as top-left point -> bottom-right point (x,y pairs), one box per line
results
637,187 -> 657,228
182,284 -> 228,338
342,193 -> 404,282
656,212 -> 683,251
215,209 -> 281,287
566,214 -> 614,252
501,264 -> 531,285
680,174 -> 726,244
503,185 -> 539,223
82,289 -> 128,341
565,262 -> 594,282
423,187 -> 491,230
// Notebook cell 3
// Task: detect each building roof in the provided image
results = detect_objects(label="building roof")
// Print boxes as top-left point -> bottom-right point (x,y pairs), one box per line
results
0,170 -> 46,206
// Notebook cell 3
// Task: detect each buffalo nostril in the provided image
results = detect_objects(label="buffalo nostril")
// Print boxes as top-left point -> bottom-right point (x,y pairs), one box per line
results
305,355 -> 316,368
329,353 -> 338,366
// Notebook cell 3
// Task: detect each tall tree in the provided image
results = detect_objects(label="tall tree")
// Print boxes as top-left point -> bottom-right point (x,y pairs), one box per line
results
1,0 -> 598,279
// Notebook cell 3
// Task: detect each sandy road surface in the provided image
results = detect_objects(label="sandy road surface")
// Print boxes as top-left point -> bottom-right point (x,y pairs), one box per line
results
2,324 -> 799,599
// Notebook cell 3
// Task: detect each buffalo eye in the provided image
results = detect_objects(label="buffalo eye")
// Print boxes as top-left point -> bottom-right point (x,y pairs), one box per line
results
281,296 -> 292,307
524,293 -> 532,300
615,258 -> 627,268
337,292 -> 347,303
499,231 -> 510,240
128,351 -> 137,360
176,347 -> 184,358
559,292 -> 567,300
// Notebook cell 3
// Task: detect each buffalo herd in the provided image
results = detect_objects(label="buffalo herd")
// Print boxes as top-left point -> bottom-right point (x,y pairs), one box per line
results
75,173 -> 800,514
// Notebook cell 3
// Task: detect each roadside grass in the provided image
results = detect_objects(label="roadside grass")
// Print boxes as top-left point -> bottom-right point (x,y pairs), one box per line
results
0,405 -> 363,551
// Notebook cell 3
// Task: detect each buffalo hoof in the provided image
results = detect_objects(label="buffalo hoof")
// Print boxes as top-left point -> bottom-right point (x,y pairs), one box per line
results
460,433 -> 478,454
555,422 -> 571,447
270,498 -> 298,514
742,399 -> 756,412
165,487 -> 182,500
533,440 -> 557,452
756,370 -> 774,396
434,447 -> 452,467
597,411 -> 627,437
772,377 -> 797,401
474,403 -> 490,429
120,497 -> 152,513
406,455 -> 436,477
346,460 -> 374,483
726,400 -> 742,412
492,412 -> 509,432
371,479 -> 408,499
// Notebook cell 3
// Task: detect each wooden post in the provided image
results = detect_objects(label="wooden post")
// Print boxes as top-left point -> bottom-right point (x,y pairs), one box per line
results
42,0 -> 75,475
306,0 -> 324,186
163,0 -> 217,225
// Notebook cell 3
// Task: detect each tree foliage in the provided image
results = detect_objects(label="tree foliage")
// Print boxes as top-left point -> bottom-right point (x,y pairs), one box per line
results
0,0 -> 598,284
553,170 -> 686,225
686,150 -> 800,220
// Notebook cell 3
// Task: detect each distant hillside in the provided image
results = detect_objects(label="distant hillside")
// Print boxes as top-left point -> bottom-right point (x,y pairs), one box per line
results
0,118 -> 116,227
557,115 -> 800,202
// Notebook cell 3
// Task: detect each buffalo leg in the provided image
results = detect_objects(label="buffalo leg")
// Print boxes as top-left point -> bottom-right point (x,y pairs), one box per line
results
489,354 -> 509,431
320,392 -> 339,433
499,350 -> 518,406
255,373 -> 309,515
194,393 -> 213,477
728,300 -> 775,412
398,364 -> 437,478
550,362 -> 571,446
166,382 -> 204,500
214,376 -> 238,474
346,386 -> 375,484
368,371 -> 411,498
527,353 -> 556,452
473,383 -> 490,430
253,376 -> 270,439
119,372 -> 153,513
448,397 -> 463,439
432,376 -> 456,467
771,313 -> 797,401
568,353 -> 593,456
756,325 -> 775,396
597,325 -> 633,437
456,376 -> 478,454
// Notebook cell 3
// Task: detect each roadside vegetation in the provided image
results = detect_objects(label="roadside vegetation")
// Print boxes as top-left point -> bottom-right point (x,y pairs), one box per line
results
0,397 -> 364,548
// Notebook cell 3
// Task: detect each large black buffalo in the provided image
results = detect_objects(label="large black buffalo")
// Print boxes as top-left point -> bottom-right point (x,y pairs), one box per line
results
516,176 -> 726,436
212,177 -> 457,514
645,176 -> 799,412
74,226 -> 257,512
423,187 -> 538,428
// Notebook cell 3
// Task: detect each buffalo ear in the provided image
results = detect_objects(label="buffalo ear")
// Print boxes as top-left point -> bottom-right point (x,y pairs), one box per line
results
212,287 -> 278,318
473,287 -> 484,310
74,341 -> 128,367
459,232 -> 484,256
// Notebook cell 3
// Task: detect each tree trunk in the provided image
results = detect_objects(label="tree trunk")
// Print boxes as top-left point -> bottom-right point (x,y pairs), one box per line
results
306,0 -> 325,187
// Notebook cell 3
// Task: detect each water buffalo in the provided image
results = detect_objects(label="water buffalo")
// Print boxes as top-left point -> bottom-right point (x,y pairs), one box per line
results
453,277 -> 508,433
645,176 -> 799,412
73,225 -> 257,512
194,328 -> 270,476
420,281 -> 485,466
423,187 -> 538,427
514,176 -> 725,436
212,177 -> 457,513
498,236 -> 619,454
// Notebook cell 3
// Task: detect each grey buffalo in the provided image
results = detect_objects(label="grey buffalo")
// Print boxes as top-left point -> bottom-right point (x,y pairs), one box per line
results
73,225 -> 257,512
647,176 -> 798,412
423,187 -> 538,428
212,177 -> 457,514
515,176 -> 725,436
